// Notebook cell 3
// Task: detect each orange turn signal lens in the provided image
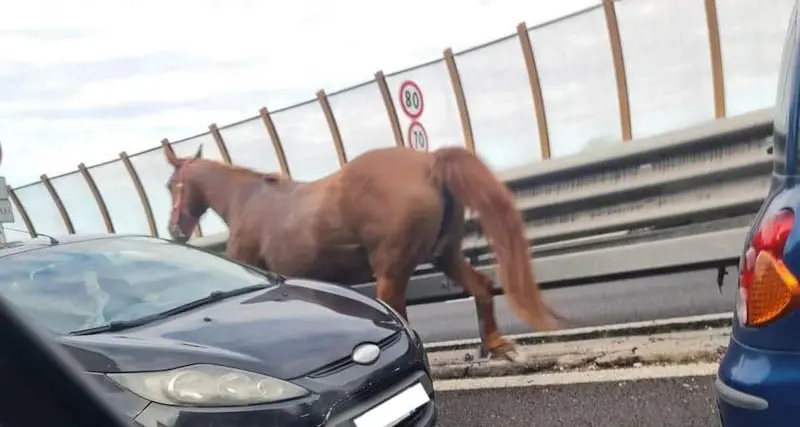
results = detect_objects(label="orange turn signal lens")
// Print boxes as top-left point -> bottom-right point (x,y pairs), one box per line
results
747,251 -> 800,326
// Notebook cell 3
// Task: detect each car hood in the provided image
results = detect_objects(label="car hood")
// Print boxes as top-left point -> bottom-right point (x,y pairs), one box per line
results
56,278 -> 404,379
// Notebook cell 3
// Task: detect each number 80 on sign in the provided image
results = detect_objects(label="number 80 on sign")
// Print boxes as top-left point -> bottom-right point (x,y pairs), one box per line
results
398,80 -> 424,119
406,121 -> 429,152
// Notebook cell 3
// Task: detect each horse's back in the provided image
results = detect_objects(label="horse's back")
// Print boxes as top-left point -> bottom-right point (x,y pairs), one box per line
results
339,146 -> 435,187
334,146 -> 452,257
339,146 -> 441,204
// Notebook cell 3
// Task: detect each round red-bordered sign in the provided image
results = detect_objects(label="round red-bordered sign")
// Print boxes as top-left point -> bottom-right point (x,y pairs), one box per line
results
406,120 -> 429,152
398,80 -> 424,119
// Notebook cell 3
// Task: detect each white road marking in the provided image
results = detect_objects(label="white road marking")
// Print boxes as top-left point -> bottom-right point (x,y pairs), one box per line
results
444,296 -> 474,304
433,362 -> 719,391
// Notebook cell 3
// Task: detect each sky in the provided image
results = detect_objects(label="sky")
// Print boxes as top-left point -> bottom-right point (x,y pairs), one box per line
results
0,0 -> 600,186
0,0 -> 794,241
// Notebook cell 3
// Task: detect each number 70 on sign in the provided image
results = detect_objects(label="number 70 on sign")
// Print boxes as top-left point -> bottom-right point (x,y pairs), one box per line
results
406,121 -> 429,152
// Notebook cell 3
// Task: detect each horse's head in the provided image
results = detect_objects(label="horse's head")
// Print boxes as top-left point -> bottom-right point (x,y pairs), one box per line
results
164,144 -> 209,243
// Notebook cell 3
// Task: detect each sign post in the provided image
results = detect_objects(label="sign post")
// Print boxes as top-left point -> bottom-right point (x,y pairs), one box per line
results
398,80 -> 429,152
0,141 -> 5,245
0,176 -> 13,247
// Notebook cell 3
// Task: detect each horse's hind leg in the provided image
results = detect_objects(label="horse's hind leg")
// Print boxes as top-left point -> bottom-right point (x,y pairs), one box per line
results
435,251 -> 525,363
368,250 -> 415,321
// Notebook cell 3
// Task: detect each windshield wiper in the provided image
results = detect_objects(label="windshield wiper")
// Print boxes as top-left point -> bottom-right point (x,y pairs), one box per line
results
69,283 -> 274,336
153,283 -> 274,318
68,316 -> 160,336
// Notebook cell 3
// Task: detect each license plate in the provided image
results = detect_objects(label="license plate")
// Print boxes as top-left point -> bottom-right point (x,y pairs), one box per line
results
354,382 -> 430,427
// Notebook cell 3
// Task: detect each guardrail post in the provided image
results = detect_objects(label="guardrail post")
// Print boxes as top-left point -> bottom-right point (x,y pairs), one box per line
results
602,0 -> 632,141
444,48 -> 477,154
316,89 -> 348,167
516,21 -> 552,160
161,139 -> 202,238
6,186 -> 35,237
375,70 -> 405,147
259,107 -> 292,177
208,124 -> 232,164
40,174 -> 75,234
704,0 -> 726,119
78,163 -> 115,233
119,152 -> 158,237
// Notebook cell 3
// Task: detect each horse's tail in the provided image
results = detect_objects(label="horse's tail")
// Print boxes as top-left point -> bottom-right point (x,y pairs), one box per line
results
430,146 -> 563,332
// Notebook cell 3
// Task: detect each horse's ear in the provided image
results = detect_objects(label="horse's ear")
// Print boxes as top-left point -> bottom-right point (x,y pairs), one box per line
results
162,140 -> 180,168
194,144 -> 203,160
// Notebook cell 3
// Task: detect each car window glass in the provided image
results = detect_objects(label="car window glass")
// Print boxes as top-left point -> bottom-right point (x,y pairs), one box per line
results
0,237 -> 269,335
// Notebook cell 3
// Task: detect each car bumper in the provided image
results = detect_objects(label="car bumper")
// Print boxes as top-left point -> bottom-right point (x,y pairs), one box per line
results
133,372 -> 436,427
716,336 -> 800,426
132,331 -> 437,427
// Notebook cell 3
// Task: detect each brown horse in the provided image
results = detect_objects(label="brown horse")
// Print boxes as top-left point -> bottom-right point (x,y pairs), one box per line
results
163,144 -> 563,361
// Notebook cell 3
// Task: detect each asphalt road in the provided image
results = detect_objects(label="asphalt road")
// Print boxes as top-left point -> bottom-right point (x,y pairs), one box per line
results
435,375 -> 719,427
408,268 -> 738,343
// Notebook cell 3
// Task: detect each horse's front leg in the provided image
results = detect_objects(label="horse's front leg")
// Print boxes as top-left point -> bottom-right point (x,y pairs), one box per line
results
225,236 -> 263,268
375,275 -> 409,320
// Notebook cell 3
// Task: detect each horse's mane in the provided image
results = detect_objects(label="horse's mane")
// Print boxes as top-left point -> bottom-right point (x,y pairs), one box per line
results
210,160 -> 286,183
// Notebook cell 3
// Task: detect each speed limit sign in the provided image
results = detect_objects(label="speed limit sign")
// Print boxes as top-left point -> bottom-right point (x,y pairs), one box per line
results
406,121 -> 429,152
398,80 -> 424,119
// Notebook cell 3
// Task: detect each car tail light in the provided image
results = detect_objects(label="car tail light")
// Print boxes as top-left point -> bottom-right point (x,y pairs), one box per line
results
738,208 -> 800,326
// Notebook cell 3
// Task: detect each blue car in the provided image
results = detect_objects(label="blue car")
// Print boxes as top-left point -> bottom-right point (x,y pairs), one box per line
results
716,1 -> 800,425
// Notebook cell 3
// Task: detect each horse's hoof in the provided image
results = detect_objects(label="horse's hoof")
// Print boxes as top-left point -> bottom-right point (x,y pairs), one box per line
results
498,347 -> 528,364
488,339 -> 528,364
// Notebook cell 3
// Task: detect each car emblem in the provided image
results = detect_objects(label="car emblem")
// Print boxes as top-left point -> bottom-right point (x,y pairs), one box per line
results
352,343 -> 381,365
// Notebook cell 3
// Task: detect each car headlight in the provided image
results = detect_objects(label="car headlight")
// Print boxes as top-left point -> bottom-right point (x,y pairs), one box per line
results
106,364 -> 309,407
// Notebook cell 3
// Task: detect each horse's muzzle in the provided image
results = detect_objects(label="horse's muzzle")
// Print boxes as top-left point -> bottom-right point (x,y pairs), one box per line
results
168,223 -> 190,243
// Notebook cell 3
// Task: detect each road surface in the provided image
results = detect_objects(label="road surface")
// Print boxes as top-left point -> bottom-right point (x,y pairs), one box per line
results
408,268 -> 737,343
434,365 -> 720,426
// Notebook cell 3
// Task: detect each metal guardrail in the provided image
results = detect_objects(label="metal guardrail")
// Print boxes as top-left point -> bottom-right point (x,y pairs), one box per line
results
191,108 -> 774,305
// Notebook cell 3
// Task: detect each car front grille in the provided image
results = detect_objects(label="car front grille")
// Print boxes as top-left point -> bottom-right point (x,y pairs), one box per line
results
308,330 -> 402,378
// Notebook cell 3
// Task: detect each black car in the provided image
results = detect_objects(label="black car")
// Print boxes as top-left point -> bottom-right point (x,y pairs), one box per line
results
0,234 -> 437,427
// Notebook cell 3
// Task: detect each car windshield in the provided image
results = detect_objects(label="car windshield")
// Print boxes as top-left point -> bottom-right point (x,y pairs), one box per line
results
0,236 -> 270,335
